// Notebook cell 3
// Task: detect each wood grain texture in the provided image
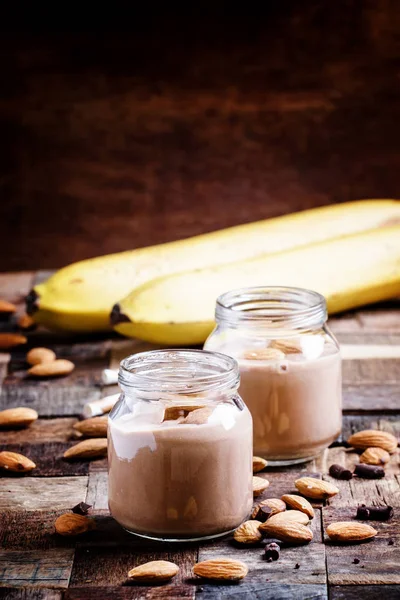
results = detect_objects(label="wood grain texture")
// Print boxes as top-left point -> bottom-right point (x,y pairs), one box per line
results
0,419 -> 78,445
194,584 -> 327,600
0,589 -> 63,599
330,585 -> 400,599
0,549 -> 74,589
0,442 -> 89,477
0,477 -> 88,511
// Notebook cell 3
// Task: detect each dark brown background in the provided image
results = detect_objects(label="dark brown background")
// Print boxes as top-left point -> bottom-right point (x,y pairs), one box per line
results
1,1 -> 399,272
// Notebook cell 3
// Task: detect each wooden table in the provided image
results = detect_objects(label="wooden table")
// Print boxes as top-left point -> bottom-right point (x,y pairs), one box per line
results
0,271 -> 399,599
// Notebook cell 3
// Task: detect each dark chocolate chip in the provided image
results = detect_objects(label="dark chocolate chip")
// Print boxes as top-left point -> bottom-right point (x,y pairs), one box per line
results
356,505 -> 393,521
72,502 -> 92,515
264,543 -> 280,561
388,539 -> 394,546
353,558 -> 360,564
254,505 -> 273,522
354,463 -> 385,479
329,463 -> 353,480
294,563 -> 300,569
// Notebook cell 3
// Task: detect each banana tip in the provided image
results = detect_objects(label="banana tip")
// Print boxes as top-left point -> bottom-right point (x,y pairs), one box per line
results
110,303 -> 131,326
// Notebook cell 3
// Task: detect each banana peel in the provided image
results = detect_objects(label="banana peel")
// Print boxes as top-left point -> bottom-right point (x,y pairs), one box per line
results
28,200 -> 400,332
114,225 -> 400,345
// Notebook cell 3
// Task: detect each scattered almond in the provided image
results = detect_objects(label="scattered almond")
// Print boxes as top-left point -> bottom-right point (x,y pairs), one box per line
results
193,558 -> 248,581
73,416 -> 108,438
348,429 -> 398,453
265,510 -> 309,526
360,447 -> 391,466
0,299 -> 17,314
164,404 -> 206,421
55,513 -> 95,536
251,498 -> 286,519
63,438 -> 107,460
295,477 -> 339,500
260,520 -> 313,544
28,359 -> 75,378
270,339 -> 301,354
233,520 -> 263,544
326,521 -> 377,542
0,451 -> 36,473
281,494 -> 315,518
18,314 -> 36,331
253,456 -> 268,473
253,476 -> 270,496
0,407 -> 38,428
0,333 -> 27,349
26,347 -> 56,365
128,560 -> 179,583
243,348 -> 285,361
183,407 -> 213,425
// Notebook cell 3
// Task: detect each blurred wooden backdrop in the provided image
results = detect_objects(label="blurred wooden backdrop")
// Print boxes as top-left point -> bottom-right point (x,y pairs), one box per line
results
0,2 -> 399,271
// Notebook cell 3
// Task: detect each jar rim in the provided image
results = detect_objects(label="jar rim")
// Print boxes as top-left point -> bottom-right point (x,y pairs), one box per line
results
119,349 -> 240,395
215,286 -> 327,330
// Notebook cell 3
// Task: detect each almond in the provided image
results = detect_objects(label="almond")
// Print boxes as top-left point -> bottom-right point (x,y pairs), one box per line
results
193,558 -> 248,581
55,513 -> 95,536
348,429 -> 398,453
0,333 -> 27,349
73,416 -> 108,438
251,498 -> 286,519
243,348 -> 285,361
233,520 -> 263,544
295,477 -> 339,500
0,407 -> 38,428
164,404 -> 206,421
183,407 -> 213,425
264,510 -> 309,527
128,560 -> 179,583
28,359 -> 75,378
326,521 -> 377,542
360,447 -> 390,465
281,494 -> 315,518
0,299 -> 17,314
63,438 -> 107,460
270,339 -> 301,354
253,456 -> 268,473
0,451 -> 36,472
18,314 -> 36,331
26,347 -> 56,365
253,476 -> 270,496
260,520 -> 313,544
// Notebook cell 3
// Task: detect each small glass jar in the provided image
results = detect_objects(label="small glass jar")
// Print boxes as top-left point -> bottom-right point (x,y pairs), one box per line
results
204,286 -> 342,465
108,349 -> 253,542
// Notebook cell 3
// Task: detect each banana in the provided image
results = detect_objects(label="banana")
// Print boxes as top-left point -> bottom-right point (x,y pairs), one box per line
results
28,200 -> 400,332
114,226 -> 400,345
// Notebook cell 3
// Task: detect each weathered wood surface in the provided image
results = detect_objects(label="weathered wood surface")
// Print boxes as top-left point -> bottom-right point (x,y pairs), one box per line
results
0,273 -> 399,598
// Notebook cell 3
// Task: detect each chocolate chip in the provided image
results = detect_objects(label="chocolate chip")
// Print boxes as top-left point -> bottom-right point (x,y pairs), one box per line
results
72,502 -> 92,515
254,505 -> 273,522
354,464 -> 385,479
353,558 -> 360,564
388,539 -> 394,546
294,563 -> 300,569
264,543 -> 280,561
329,464 -> 353,480
356,505 -> 393,521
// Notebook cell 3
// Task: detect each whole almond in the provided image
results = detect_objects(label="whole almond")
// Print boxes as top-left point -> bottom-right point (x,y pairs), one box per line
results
260,520 -> 313,544
0,333 -> 27,349
295,477 -> 339,499
0,407 -> 38,428
128,560 -> 179,583
18,314 -> 36,331
251,498 -> 286,519
264,510 -> 309,527
360,447 -> 390,465
348,430 -> 398,453
253,456 -> 268,473
28,359 -> 75,378
73,416 -> 108,438
55,513 -> 95,536
253,476 -> 270,496
193,558 -> 248,581
281,494 -> 315,518
0,299 -> 17,314
183,407 -> 213,425
234,520 -> 263,544
326,521 -> 377,542
0,451 -> 36,472
63,438 -> 107,460
243,348 -> 285,361
26,347 -> 56,365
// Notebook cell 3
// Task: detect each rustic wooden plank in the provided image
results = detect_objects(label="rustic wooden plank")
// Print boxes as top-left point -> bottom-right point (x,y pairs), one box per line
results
336,332 -> 400,345
343,384 -> 400,413
0,588 -> 63,599
329,585 -> 400,599
340,415 -> 400,443
342,360 -> 400,385
85,472 -> 108,512
195,584 -> 327,600
323,505 -> 400,585
0,510 -> 76,551
109,338 -> 161,372
66,588 -> 193,600
313,446 -> 400,478
0,442 -> 89,477
0,549 -> 74,589
0,476 -> 88,511
0,418 -> 78,445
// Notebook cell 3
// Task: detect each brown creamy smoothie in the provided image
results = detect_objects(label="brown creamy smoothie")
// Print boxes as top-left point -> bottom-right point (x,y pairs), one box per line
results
108,401 -> 253,539
238,350 -> 342,460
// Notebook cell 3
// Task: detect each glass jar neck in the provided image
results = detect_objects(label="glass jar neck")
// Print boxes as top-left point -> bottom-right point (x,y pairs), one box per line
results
118,349 -> 240,400
215,286 -> 327,333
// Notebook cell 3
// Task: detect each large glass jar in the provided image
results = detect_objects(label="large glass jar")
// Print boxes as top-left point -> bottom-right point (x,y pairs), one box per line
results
108,349 -> 253,542
204,286 -> 342,465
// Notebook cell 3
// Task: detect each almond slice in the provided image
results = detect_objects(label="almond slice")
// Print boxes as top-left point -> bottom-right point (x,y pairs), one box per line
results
260,520 -> 313,544
270,339 -> 302,354
0,407 -> 38,428
73,416 -> 108,438
0,333 -> 27,350
253,456 -> 268,473
193,558 -> 248,581
348,430 -> 398,453
128,560 -> 179,583
281,494 -> 315,518
28,359 -> 75,378
253,476 -> 270,496
0,451 -> 36,472
359,447 -> 391,465
295,477 -> 339,500
243,348 -> 285,361
233,520 -> 263,544
63,438 -> 107,460
326,521 -> 377,542
26,347 -> 56,365
55,513 -> 95,536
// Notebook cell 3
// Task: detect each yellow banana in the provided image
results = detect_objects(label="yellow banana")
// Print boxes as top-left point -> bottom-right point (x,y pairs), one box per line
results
28,200 -> 400,332
114,225 -> 400,345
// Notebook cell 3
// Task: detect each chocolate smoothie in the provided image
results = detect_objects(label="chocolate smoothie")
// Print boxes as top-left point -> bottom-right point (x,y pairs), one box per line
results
108,400 -> 253,540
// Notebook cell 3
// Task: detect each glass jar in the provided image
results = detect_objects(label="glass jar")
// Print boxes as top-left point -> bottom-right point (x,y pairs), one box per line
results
204,286 -> 342,465
108,349 -> 253,542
